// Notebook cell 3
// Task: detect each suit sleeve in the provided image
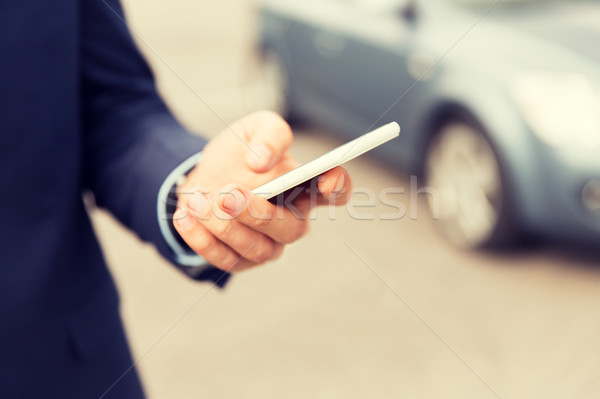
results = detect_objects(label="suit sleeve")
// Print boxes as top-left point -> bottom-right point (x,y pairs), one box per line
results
79,0 -> 230,286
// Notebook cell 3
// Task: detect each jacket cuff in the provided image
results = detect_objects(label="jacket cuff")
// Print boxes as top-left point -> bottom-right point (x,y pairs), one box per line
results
157,152 -> 231,287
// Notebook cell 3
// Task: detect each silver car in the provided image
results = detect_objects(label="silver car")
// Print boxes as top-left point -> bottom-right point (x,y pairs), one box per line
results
259,0 -> 600,248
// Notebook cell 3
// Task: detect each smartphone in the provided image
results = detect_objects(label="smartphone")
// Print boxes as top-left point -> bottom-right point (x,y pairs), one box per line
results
252,122 -> 400,202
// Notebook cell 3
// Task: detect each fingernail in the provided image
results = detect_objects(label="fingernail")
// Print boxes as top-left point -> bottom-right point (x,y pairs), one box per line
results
246,144 -> 273,171
221,189 -> 247,215
174,209 -> 194,231
187,192 -> 210,217
332,174 -> 345,194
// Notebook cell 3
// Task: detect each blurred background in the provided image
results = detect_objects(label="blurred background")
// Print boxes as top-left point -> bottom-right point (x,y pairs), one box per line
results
91,0 -> 600,398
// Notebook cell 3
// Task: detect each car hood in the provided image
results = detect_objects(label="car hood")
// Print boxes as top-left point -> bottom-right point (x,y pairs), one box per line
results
488,2 -> 600,66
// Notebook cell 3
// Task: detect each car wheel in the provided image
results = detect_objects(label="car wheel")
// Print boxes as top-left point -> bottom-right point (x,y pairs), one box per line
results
256,50 -> 291,117
425,120 -> 515,249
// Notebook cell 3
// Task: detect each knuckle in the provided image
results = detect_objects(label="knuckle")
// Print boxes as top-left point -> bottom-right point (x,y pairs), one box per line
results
213,220 -> 234,239
252,240 -> 275,263
248,201 -> 274,229
218,259 -> 233,271
258,110 -> 292,140
253,211 -> 273,229
219,254 -> 240,271
191,234 -> 215,254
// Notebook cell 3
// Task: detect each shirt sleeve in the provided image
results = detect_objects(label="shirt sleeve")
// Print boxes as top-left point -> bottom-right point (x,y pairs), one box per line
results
80,0 -> 230,286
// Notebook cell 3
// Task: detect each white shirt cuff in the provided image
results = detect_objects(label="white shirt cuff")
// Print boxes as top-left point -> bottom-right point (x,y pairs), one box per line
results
157,152 -> 209,267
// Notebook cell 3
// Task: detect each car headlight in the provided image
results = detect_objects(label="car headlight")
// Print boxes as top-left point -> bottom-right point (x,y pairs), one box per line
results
510,71 -> 600,150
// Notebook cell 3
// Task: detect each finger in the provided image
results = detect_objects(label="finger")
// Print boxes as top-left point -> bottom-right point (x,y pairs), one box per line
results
173,209 -> 247,271
316,167 -> 353,206
241,110 -> 293,172
174,208 -> 278,272
185,190 -> 279,264
217,184 -> 309,245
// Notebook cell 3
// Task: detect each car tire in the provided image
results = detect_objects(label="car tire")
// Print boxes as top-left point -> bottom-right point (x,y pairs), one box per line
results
424,119 -> 517,249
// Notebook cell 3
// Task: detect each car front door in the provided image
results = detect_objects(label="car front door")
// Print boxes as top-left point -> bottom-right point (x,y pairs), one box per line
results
291,0 -> 419,129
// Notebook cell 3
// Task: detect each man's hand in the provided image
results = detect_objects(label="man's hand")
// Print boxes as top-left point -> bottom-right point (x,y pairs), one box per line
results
172,111 -> 352,273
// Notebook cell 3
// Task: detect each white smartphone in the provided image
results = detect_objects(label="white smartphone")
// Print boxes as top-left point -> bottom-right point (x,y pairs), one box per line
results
252,122 -> 400,201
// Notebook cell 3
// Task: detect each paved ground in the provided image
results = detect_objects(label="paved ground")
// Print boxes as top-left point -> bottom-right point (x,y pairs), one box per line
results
90,1 -> 600,398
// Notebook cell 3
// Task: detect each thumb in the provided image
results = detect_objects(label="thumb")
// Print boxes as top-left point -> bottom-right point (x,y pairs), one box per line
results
243,111 -> 293,172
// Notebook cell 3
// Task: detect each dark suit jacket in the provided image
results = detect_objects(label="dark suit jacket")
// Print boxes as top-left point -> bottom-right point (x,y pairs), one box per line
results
0,1 -> 228,397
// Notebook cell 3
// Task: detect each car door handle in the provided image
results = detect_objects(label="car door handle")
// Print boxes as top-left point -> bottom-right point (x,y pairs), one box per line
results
313,31 -> 347,58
